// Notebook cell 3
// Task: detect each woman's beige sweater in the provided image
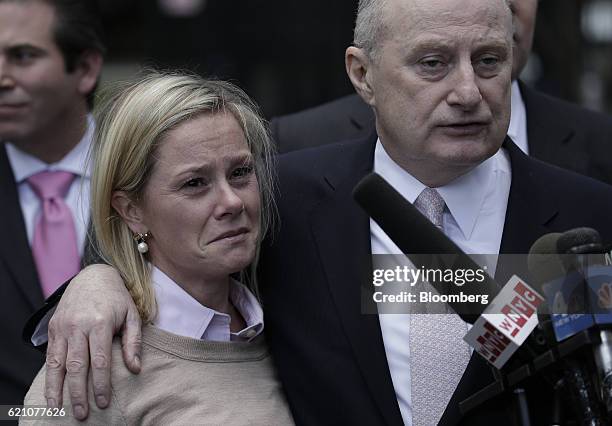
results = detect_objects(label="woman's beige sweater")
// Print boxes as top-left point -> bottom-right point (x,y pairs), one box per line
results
22,326 -> 294,425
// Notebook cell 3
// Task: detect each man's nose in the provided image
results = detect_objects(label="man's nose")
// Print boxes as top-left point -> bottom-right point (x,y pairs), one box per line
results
446,63 -> 482,110
0,58 -> 15,89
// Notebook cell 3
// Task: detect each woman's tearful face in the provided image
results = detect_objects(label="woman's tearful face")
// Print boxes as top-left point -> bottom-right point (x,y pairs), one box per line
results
136,111 -> 261,284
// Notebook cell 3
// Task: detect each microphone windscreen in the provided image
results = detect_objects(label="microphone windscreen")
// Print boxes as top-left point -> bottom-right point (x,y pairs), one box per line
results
527,233 -> 564,289
557,227 -> 602,254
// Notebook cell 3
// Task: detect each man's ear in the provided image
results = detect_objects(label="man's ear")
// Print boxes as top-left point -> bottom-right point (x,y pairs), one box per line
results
111,191 -> 148,234
75,50 -> 103,97
346,46 -> 376,107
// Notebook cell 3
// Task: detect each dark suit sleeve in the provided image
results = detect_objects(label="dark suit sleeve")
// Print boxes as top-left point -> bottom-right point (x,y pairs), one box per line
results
22,279 -> 71,351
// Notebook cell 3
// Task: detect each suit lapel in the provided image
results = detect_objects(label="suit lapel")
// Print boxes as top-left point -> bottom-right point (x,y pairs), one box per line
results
0,144 -> 44,310
499,138 -> 559,255
309,134 -> 404,426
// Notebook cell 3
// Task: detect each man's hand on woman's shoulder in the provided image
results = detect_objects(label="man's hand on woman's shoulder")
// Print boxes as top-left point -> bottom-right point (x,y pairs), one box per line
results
45,264 -> 142,421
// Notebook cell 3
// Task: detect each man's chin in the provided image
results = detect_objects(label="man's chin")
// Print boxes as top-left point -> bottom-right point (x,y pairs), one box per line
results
435,140 -> 501,166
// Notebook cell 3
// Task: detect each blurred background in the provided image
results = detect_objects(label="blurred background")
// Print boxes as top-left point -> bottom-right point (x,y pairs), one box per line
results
98,0 -> 612,119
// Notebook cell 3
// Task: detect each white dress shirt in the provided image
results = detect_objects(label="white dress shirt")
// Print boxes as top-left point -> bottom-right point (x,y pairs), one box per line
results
372,140 -> 512,425
508,81 -> 529,155
151,266 -> 264,341
5,115 -> 94,256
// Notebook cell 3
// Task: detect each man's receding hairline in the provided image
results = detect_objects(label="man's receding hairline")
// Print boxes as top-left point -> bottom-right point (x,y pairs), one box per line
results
369,0 -> 512,48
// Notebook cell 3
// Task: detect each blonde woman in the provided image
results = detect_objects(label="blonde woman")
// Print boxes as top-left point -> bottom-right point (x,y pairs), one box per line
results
23,72 -> 293,425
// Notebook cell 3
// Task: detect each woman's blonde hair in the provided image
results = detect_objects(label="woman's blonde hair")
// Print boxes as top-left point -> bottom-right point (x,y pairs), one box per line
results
90,71 -> 276,322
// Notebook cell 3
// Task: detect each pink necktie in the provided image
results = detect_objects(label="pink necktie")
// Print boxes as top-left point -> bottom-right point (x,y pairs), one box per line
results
28,171 -> 80,298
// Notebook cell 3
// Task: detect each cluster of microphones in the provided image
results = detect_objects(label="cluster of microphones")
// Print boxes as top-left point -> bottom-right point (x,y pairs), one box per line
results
354,173 -> 612,426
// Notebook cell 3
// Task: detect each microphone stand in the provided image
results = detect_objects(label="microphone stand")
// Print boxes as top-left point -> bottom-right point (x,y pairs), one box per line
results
512,388 -> 531,426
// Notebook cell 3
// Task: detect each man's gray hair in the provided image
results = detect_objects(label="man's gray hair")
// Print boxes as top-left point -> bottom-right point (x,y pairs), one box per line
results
353,0 -> 512,60
353,0 -> 387,60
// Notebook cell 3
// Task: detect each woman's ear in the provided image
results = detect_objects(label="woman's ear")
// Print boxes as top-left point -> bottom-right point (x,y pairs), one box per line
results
111,191 -> 148,234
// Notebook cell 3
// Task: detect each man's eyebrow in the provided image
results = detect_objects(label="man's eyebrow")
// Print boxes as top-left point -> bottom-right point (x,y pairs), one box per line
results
407,37 -> 509,55
473,39 -> 510,52
409,39 -> 455,53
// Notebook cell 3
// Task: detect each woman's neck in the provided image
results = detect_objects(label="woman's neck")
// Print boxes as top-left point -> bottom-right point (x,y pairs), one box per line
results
152,264 -> 246,330
152,263 -> 231,312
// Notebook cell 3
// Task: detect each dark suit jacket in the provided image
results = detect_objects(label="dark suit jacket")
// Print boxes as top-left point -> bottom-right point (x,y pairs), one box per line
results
258,132 -> 612,425
270,84 -> 612,185
0,144 -> 98,406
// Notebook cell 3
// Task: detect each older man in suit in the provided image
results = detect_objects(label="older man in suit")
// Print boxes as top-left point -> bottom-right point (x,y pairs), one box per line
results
0,0 -> 104,406
259,1 -> 612,424
27,0 -> 612,424
271,0 -> 612,186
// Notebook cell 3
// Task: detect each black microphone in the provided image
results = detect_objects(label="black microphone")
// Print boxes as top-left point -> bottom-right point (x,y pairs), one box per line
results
353,173 -> 546,365
353,173 -> 552,424
353,172 -> 499,323
527,233 -> 564,286
527,233 -> 563,337
558,228 -> 604,256
353,172 -> 545,336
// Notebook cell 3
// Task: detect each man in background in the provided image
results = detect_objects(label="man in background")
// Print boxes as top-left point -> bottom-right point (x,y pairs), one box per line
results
271,0 -> 612,186
0,0 -> 104,405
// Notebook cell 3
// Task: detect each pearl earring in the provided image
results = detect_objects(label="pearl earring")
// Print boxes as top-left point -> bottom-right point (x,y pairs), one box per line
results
134,232 -> 150,254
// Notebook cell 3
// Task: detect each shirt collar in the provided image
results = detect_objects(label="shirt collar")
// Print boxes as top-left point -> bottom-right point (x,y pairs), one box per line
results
5,114 -> 94,183
373,139 -> 503,240
228,278 -> 264,336
508,81 -> 528,154
151,266 -> 264,341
